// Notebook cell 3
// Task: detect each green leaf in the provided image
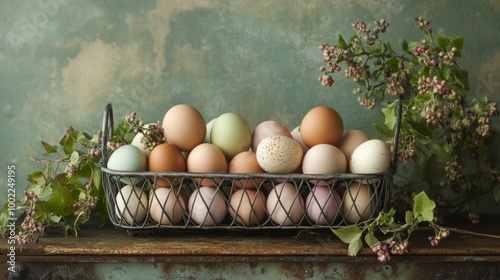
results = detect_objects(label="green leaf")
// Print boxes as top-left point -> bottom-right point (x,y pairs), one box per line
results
402,40 -> 408,52
332,226 -> 363,243
348,237 -> 364,257
37,180 -> 76,216
437,36 -> 450,50
364,231 -> 379,247
59,132 -> 75,155
382,104 -> 397,130
405,211 -> 414,225
493,185 -> 500,202
41,141 -> 58,155
70,151 -> 79,166
413,192 -> 436,222
338,34 -> 349,49
452,37 -> 464,51
385,57 -> 400,71
27,171 -> 47,186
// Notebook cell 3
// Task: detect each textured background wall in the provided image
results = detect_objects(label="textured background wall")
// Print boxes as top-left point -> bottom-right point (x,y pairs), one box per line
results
1,0 -> 499,208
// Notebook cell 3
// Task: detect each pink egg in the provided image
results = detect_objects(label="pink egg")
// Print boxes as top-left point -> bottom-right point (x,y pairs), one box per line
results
305,185 -> 341,225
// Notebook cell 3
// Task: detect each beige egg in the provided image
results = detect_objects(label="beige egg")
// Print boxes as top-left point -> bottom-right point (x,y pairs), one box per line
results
256,136 -> 304,173
349,139 -> 391,174
338,130 -> 370,168
229,189 -> 267,226
149,187 -> 185,225
341,183 -> 376,224
114,185 -> 148,225
266,182 -> 304,226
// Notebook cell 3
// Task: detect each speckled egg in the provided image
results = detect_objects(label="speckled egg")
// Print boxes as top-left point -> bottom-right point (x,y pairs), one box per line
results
256,136 -> 304,173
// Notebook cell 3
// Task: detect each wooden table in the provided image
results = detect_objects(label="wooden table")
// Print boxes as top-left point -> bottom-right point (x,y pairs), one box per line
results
2,216 -> 500,279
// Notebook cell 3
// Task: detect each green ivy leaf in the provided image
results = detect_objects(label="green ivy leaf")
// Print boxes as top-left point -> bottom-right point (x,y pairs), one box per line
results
41,141 -> 58,155
413,191 -> 436,222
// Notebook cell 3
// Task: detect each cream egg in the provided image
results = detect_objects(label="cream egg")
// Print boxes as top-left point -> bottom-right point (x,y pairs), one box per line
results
349,139 -> 391,174
115,185 -> 148,225
338,130 -> 370,168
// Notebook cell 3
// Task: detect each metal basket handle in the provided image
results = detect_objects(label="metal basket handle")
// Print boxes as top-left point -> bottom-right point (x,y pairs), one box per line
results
391,98 -> 403,172
100,103 -> 114,168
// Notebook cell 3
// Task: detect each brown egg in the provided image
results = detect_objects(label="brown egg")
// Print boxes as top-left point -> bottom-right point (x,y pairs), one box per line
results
187,143 -> 228,187
162,104 -> 206,152
148,143 -> 186,187
338,130 -> 370,169
229,189 -> 267,226
300,106 -> 344,147
228,151 -> 266,189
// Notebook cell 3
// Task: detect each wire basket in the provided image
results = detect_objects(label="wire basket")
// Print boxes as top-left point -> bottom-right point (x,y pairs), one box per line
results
101,101 -> 402,232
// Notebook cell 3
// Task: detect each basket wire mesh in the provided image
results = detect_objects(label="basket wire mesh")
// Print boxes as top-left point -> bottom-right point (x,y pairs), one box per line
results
100,101 -> 402,232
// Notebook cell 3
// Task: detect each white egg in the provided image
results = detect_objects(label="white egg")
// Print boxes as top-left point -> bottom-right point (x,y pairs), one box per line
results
266,182 -> 304,226
349,139 -> 391,174
149,187 -> 185,225
115,185 -> 148,225
341,183 -> 376,224
188,187 -> 227,226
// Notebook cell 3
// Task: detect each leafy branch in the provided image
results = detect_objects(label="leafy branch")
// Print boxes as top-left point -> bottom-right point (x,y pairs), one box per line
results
319,17 -> 500,218
0,111 -> 158,245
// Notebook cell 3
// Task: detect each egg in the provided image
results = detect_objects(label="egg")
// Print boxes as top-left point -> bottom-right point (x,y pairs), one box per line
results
204,118 -> 217,143
228,151 -> 266,189
349,139 -> 391,174
291,126 -> 309,154
188,186 -> 227,226
302,144 -> 347,176
266,182 -> 304,226
341,183 -> 376,224
162,104 -> 206,152
149,187 -> 185,225
256,136 -> 304,173
115,185 -> 148,225
187,143 -> 228,187
251,120 -> 292,152
229,189 -> 267,226
148,143 -> 186,187
305,185 -> 341,225
338,130 -> 370,168
210,112 -> 252,160
107,144 -> 147,171
300,106 -> 344,147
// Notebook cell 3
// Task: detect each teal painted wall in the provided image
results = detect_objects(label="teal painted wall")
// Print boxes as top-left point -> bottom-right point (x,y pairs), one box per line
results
1,1 -> 499,209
